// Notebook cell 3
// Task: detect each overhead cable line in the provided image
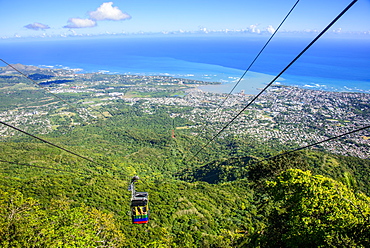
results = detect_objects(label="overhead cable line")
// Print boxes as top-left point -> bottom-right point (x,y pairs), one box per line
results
0,159 -> 73,173
183,124 -> 369,183
0,158 -> 101,178
0,120 -> 98,165
197,0 -> 300,137
0,158 -> 126,181
0,59 -> 80,113
189,0 -> 358,162
260,124 -> 370,162
0,59 -> 109,119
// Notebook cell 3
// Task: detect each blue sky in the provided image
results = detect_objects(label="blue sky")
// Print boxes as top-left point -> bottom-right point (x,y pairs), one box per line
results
0,0 -> 369,39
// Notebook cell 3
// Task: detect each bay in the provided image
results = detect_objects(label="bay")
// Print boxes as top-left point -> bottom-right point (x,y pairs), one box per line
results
1,35 -> 369,94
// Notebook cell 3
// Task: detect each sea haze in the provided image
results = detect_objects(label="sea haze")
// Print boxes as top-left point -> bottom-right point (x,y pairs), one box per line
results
1,35 -> 369,94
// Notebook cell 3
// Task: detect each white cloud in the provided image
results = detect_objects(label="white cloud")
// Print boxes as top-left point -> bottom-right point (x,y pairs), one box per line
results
69,29 -> 77,35
24,22 -> 50,31
267,25 -> 275,34
249,24 -> 260,34
89,2 -> 131,21
64,18 -> 97,28
62,2 -> 130,30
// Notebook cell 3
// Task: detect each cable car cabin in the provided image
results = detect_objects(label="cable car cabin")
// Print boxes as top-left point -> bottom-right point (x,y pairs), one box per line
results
131,192 -> 149,224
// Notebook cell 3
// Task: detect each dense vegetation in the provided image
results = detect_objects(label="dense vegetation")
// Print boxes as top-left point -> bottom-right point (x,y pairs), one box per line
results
1,103 -> 369,247
0,70 -> 369,247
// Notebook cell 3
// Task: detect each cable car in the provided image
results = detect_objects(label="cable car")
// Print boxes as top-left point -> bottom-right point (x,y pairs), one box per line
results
128,176 -> 149,224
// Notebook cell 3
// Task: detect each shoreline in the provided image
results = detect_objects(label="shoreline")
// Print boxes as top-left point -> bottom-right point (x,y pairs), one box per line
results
1,35 -> 369,95
1,62 -> 369,95
46,64 -> 370,95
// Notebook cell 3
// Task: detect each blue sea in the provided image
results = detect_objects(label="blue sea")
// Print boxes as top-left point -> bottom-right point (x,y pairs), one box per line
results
1,35 -> 370,94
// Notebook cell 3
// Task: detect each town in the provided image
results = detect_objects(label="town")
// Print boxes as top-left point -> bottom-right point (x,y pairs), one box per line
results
1,64 -> 369,159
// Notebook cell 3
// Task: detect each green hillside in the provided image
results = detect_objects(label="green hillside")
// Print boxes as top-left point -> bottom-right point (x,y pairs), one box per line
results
0,69 -> 369,247
1,106 -> 369,247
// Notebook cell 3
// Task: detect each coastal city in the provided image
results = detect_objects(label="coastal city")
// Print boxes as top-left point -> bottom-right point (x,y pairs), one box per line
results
1,64 -> 369,159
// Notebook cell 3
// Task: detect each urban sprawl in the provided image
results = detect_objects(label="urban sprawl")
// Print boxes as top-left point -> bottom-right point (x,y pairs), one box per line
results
1,65 -> 369,159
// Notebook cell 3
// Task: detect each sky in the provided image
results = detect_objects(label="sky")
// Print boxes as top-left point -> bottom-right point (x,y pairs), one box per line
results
0,0 -> 369,39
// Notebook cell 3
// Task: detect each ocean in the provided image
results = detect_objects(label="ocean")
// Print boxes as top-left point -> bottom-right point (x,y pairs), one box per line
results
1,35 -> 369,94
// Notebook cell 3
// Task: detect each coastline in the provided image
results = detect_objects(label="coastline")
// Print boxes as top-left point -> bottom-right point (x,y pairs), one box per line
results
2,61 -> 369,95
30,59 -> 370,95
1,36 -> 369,94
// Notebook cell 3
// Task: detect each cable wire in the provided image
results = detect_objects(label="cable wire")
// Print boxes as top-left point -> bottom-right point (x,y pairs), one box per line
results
188,0 -> 358,162
0,120 -> 98,165
1,59 -> 80,112
0,59 -> 109,119
0,158 -> 128,182
0,159 -> 73,173
183,124 -> 369,183
197,0 -> 300,137
260,124 -> 370,162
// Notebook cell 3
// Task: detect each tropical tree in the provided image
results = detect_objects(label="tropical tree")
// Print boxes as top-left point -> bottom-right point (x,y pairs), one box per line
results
258,169 -> 370,247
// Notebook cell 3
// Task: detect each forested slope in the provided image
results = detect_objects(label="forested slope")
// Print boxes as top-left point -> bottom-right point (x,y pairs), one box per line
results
1,106 -> 369,247
0,89 -> 369,247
